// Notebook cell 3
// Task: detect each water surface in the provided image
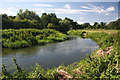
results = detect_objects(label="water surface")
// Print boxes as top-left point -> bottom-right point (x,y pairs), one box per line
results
2,37 -> 99,72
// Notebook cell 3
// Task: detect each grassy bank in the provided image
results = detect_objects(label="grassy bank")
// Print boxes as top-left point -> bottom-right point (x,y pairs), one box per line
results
2,29 -> 69,49
75,29 -> 118,34
1,29 -> 120,79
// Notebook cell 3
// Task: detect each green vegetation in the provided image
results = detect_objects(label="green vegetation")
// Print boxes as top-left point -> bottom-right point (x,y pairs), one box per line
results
1,9 -> 120,33
1,30 -> 120,79
1,9 -> 120,79
67,29 -> 86,36
2,29 -> 69,49
68,29 -> 119,49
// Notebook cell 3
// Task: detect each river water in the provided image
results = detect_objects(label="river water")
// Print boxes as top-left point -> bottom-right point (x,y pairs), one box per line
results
1,37 -> 99,72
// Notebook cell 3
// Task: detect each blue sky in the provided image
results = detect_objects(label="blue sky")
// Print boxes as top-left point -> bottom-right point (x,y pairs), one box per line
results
0,2 -> 119,25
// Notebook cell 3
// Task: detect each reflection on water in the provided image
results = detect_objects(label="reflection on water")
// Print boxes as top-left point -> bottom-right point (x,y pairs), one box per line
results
2,37 -> 99,72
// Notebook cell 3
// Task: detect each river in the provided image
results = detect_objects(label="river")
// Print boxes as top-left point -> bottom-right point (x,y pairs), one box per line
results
1,37 -> 99,72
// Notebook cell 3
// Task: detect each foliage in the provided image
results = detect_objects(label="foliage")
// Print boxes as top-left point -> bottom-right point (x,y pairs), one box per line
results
108,18 -> 120,29
67,29 -> 86,36
1,30 -> 120,79
2,9 -> 120,33
15,9 -> 40,21
2,29 -> 69,48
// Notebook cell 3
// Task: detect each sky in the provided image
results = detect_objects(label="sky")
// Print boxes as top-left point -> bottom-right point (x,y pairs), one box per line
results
0,2 -> 119,25
0,0 -> 120,2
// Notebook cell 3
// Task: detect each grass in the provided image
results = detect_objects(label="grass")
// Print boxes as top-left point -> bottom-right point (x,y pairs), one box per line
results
77,29 -> 119,34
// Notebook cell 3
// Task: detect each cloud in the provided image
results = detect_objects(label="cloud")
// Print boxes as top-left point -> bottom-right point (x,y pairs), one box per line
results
0,9 -> 16,16
116,17 -> 120,20
77,20 -> 85,24
106,6 -> 115,11
81,4 -> 115,15
64,4 -> 71,9
46,4 -> 85,14
24,4 -> 115,15
0,7 -> 18,16
46,4 -> 115,15
32,8 -> 45,13
46,8 -> 86,14
79,17 -> 83,20
81,6 -> 91,9
33,4 -> 53,7
110,17 -> 120,22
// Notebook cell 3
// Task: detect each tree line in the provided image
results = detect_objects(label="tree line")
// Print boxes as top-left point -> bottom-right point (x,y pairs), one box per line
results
1,9 -> 120,33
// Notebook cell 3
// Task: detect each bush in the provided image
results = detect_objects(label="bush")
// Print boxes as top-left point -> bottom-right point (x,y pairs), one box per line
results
2,29 -> 69,48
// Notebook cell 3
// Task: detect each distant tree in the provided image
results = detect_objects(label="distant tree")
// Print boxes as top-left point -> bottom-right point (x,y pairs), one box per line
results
65,17 -> 77,28
8,16 -> 16,19
93,22 -> 100,29
100,22 -> 107,29
1,14 -> 8,20
108,18 -> 120,29
2,9 -> 120,30
15,9 -> 40,21
81,23 -> 91,29
47,23 -> 55,29
48,13 -> 59,25
15,13 -> 22,20
59,19 -> 73,33
40,13 -> 51,28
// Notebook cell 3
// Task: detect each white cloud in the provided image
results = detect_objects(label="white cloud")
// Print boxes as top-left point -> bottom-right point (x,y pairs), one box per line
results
46,8 -> 86,14
64,4 -> 71,9
46,4 -> 115,15
106,6 -> 115,11
31,8 -> 45,13
0,9 -> 16,16
77,20 -> 84,24
34,4 -> 53,7
81,6 -> 90,9
80,4 -> 115,15
79,17 -> 83,20
0,7 -> 18,16
116,17 -> 120,20
110,17 -> 120,22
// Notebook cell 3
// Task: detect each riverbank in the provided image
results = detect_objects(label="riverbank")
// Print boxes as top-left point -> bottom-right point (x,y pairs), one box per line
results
55,30 -> 120,78
2,29 -> 69,49
1,29 -> 120,79
75,29 -> 118,34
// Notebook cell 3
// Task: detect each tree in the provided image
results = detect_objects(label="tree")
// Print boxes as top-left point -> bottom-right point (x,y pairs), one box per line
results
15,9 -> 40,21
83,23 -> 91,29
93,22 -> 100,29
100,22 -> 107,29
108,18 -> 120,29
8,16 -> 16,20
1,14 -> 8,20
15,13 -> 22,20
47,23 -> 55,29
40,13 -> 51,28
59,19 -> 73,33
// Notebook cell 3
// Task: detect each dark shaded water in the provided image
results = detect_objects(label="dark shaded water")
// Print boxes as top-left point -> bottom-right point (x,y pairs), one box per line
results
1,37 -> 99,72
